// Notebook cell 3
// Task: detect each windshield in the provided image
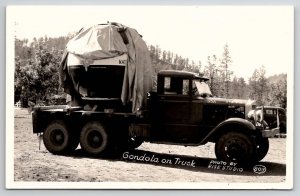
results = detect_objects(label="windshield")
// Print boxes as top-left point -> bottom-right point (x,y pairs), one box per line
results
194,80 -> 213,97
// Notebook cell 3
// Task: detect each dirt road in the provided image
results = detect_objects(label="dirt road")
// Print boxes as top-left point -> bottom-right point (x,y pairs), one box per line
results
13,108 -> 286,183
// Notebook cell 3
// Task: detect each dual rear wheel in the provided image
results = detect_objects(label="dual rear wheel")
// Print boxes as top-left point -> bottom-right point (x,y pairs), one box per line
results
43,120 -> 110,156
43,120 -> 142,156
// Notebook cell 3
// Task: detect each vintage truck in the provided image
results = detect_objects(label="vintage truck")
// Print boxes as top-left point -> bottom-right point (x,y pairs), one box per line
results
255,106 -> 287,134
32,22 -> 279,166
32,69 -> 280,166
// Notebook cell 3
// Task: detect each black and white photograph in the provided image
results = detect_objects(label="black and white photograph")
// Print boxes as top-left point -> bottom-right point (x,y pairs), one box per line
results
6,6 -> 293,189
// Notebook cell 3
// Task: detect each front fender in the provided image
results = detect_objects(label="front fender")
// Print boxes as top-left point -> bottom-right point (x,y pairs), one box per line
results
200,118 -> 257,144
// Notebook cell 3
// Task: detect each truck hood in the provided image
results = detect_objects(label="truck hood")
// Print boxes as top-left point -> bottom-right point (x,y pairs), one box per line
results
199,97 -> 256,117
200,97 -> 256,106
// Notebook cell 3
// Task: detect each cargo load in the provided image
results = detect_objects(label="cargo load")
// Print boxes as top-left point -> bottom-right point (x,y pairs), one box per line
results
59,22 -> 153,112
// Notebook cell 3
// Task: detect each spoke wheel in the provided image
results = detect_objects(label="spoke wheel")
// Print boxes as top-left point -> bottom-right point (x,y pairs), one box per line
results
80,122 -> 110,155
215,131 -> 256,165
43,121 -> 78,154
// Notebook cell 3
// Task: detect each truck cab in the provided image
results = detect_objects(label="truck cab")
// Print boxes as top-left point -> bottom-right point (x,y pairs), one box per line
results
146,70 -> 255,145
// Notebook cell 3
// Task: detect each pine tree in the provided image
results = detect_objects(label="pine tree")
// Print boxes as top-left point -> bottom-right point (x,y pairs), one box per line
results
269,78 -> 287,108
248,66 -> 269,105
204,55 -> 219,96
219,44 -> 233,98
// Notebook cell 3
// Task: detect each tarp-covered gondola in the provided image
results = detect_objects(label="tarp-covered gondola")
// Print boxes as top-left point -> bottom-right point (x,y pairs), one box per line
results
59,22 -> 153,112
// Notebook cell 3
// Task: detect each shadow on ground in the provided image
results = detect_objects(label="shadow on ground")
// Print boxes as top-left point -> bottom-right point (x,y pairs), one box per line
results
66,148 -> 286,177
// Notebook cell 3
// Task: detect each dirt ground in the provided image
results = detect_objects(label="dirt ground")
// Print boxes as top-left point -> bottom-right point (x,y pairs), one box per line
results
13,108 -> 286,183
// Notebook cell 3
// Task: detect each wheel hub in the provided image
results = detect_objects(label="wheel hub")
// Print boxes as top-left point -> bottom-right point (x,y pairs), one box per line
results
93,136 -> 100,143
87,130 -> 103,148
225,139 -> 246,161
50,129 -> 65,146
55,134 -> 63,142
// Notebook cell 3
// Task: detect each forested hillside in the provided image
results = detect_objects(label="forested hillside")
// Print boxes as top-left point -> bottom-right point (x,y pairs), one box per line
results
14,35 -> 287,108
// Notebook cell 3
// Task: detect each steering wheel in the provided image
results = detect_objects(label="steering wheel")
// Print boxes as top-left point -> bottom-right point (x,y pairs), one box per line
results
192,87 -> 198,95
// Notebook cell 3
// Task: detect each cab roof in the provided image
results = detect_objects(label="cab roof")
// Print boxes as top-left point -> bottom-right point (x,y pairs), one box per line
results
158,70 -> 209,81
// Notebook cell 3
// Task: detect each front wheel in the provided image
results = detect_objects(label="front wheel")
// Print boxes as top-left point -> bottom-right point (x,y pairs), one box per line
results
255,137 -> 269,162
215,131 -> 256,165
127,136 -> 143,150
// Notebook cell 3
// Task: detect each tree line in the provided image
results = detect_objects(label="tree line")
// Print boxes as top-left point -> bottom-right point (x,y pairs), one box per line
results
148,43 -> 286,108
14,35 -> 72,106
14,36 -> 287,108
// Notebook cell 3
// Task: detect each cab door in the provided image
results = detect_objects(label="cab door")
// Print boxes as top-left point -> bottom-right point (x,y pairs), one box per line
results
151,77 -> 196,143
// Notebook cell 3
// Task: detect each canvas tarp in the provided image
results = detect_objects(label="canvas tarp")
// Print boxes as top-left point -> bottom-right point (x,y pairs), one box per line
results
59,22 -> 153,112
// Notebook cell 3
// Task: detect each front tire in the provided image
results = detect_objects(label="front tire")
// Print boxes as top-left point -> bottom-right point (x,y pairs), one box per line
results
43,120 -> 79,154
127,136 -> 143,150
215,131 -> 256,165
255,137 -> 269,162
80,122 -> 111,155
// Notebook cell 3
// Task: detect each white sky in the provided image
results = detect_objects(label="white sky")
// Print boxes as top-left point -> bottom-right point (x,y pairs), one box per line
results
9,6 -> 293,80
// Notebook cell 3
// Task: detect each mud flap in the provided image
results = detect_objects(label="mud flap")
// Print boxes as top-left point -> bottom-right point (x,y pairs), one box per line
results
37,133 -> 43,150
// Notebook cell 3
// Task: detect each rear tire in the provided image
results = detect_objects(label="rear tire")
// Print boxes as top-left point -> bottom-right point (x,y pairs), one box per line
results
80,122 -> 111,155
43,120 -> 79,154
215,131 -> 256,166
